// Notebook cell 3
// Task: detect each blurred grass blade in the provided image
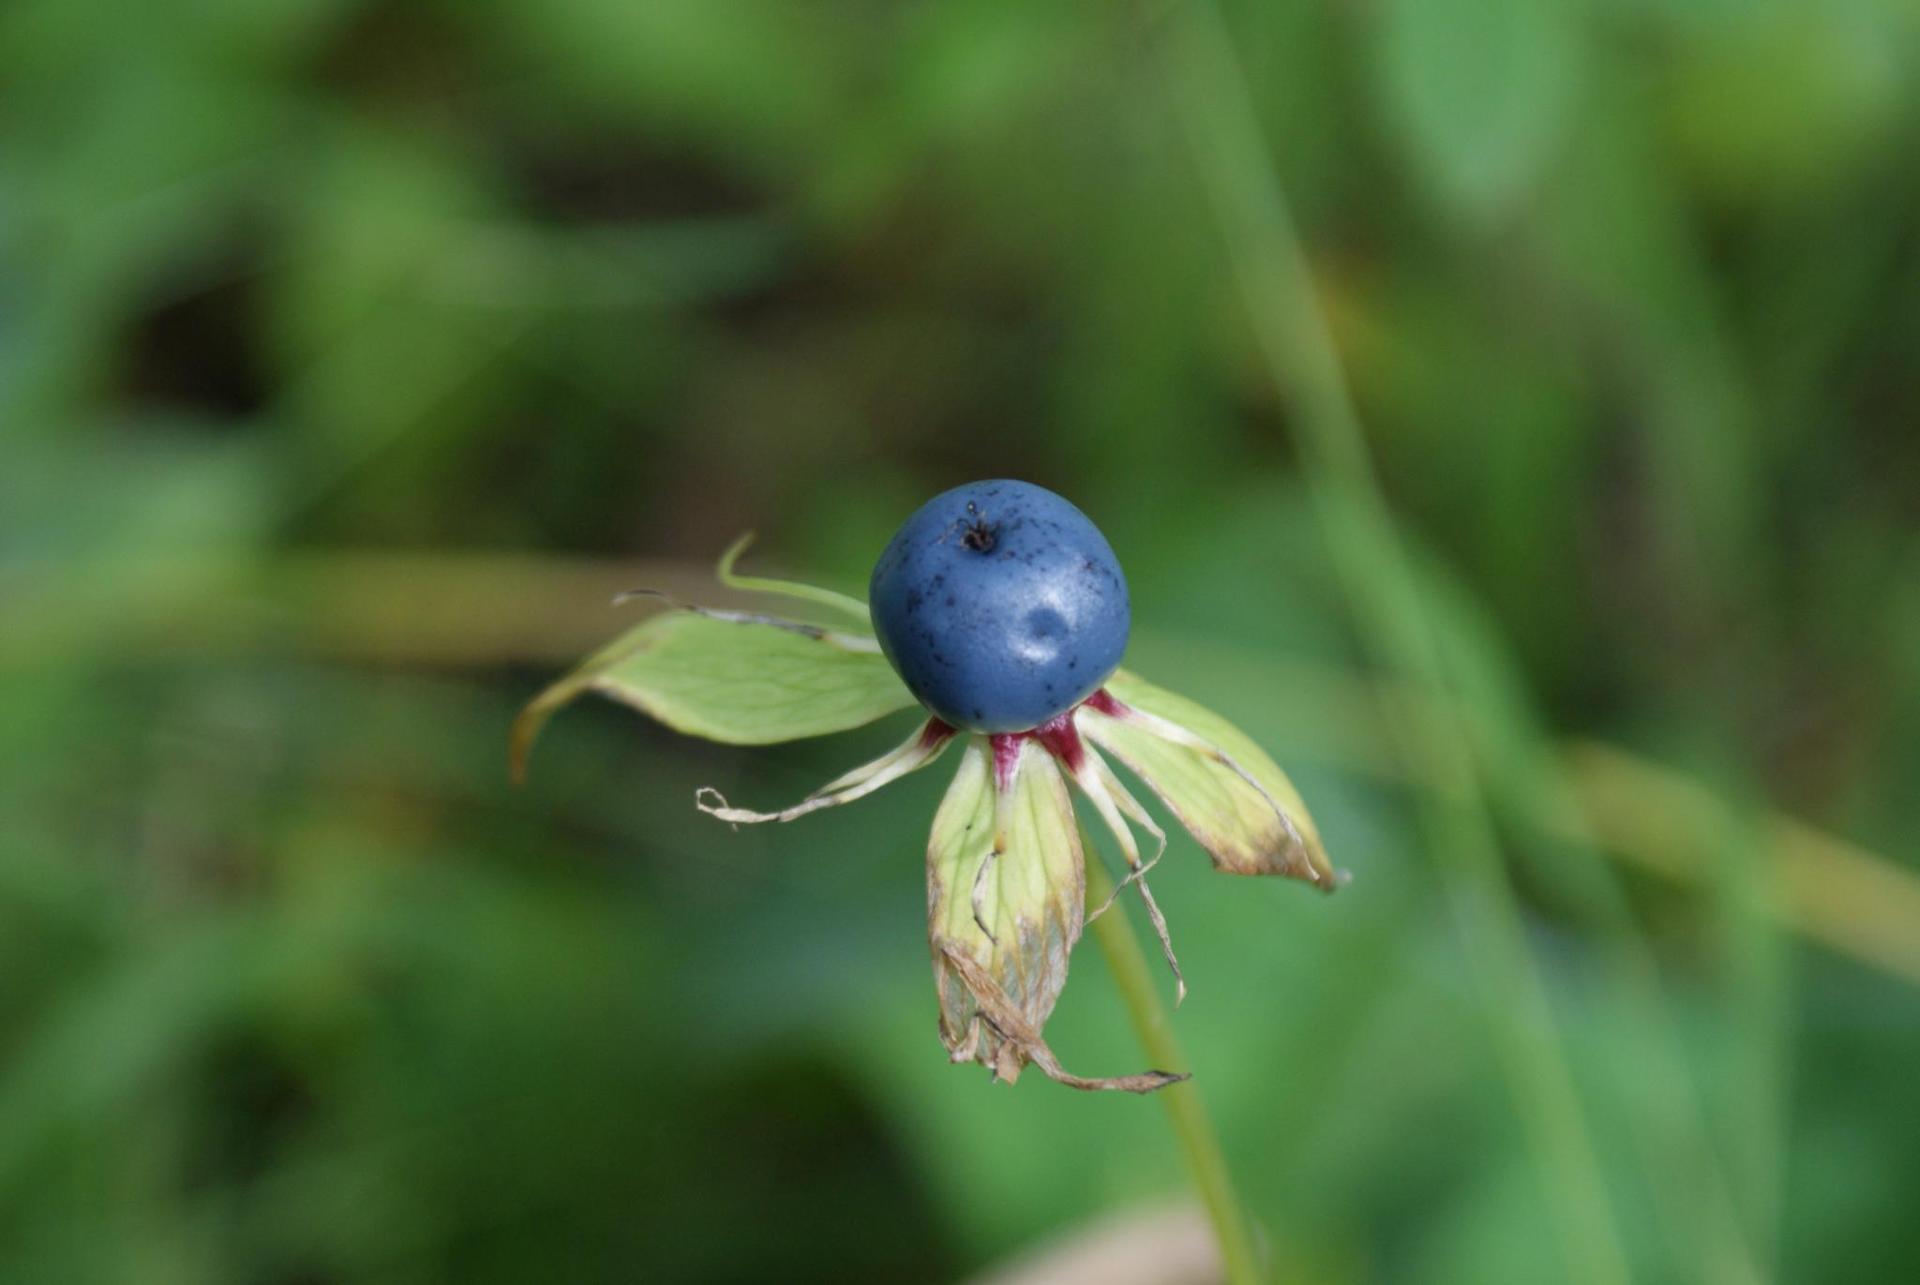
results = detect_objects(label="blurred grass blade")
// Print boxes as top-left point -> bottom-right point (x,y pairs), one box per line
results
1567,742 -> 1920,988
1164,6 -> 1635,1280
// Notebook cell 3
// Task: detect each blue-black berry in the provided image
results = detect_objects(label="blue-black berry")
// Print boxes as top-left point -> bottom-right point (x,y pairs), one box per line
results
869,480 -> 1130,733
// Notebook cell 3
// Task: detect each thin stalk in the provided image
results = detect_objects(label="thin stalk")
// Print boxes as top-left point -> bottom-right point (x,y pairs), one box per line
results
1083,855 -> 1265,1285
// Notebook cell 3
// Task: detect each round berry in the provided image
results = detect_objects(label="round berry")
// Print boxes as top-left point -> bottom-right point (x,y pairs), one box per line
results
869,480 -> 1130,733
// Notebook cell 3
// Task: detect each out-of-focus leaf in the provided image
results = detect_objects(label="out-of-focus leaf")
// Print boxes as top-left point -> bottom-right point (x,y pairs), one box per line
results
1089,671 -> 1335,888
1373,0 -> 1580,221
512,608 -> 915,777
495,0 -> 846,170
1666,6 -> 1899,197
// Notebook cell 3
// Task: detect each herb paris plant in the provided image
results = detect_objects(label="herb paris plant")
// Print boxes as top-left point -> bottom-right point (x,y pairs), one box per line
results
514,480 -> 1338,1092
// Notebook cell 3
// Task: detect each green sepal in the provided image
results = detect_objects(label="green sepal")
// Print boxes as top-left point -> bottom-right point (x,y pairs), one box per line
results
512,607 -> 916,780
928,738 -> 1184,1093
1089,670 -> 1338,889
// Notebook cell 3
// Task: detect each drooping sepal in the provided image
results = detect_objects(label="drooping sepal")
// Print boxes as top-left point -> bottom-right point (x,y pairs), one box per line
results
1080,671 -> 1338,889
927,738 -> 1185,1093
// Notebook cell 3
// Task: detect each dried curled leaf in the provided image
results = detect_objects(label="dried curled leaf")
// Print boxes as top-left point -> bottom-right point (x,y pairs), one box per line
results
512,607 -> 916,780
928,738 -> 1185,1093
1085,671 -> 1338,889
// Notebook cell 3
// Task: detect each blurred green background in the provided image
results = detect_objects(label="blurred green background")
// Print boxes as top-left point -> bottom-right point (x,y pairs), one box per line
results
5,0 -> 1919,1281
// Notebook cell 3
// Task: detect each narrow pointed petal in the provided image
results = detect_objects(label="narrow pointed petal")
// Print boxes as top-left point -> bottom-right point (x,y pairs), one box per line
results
1080,672 -> 1339,889
927,739 -> 1183,1093
1066,745 -> 1185,1003
696,718 -> 954,824
714,532 -> 874,626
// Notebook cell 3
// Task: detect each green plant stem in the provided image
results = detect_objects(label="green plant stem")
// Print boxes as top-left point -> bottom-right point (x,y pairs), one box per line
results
1083,856 -> 1265,1285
